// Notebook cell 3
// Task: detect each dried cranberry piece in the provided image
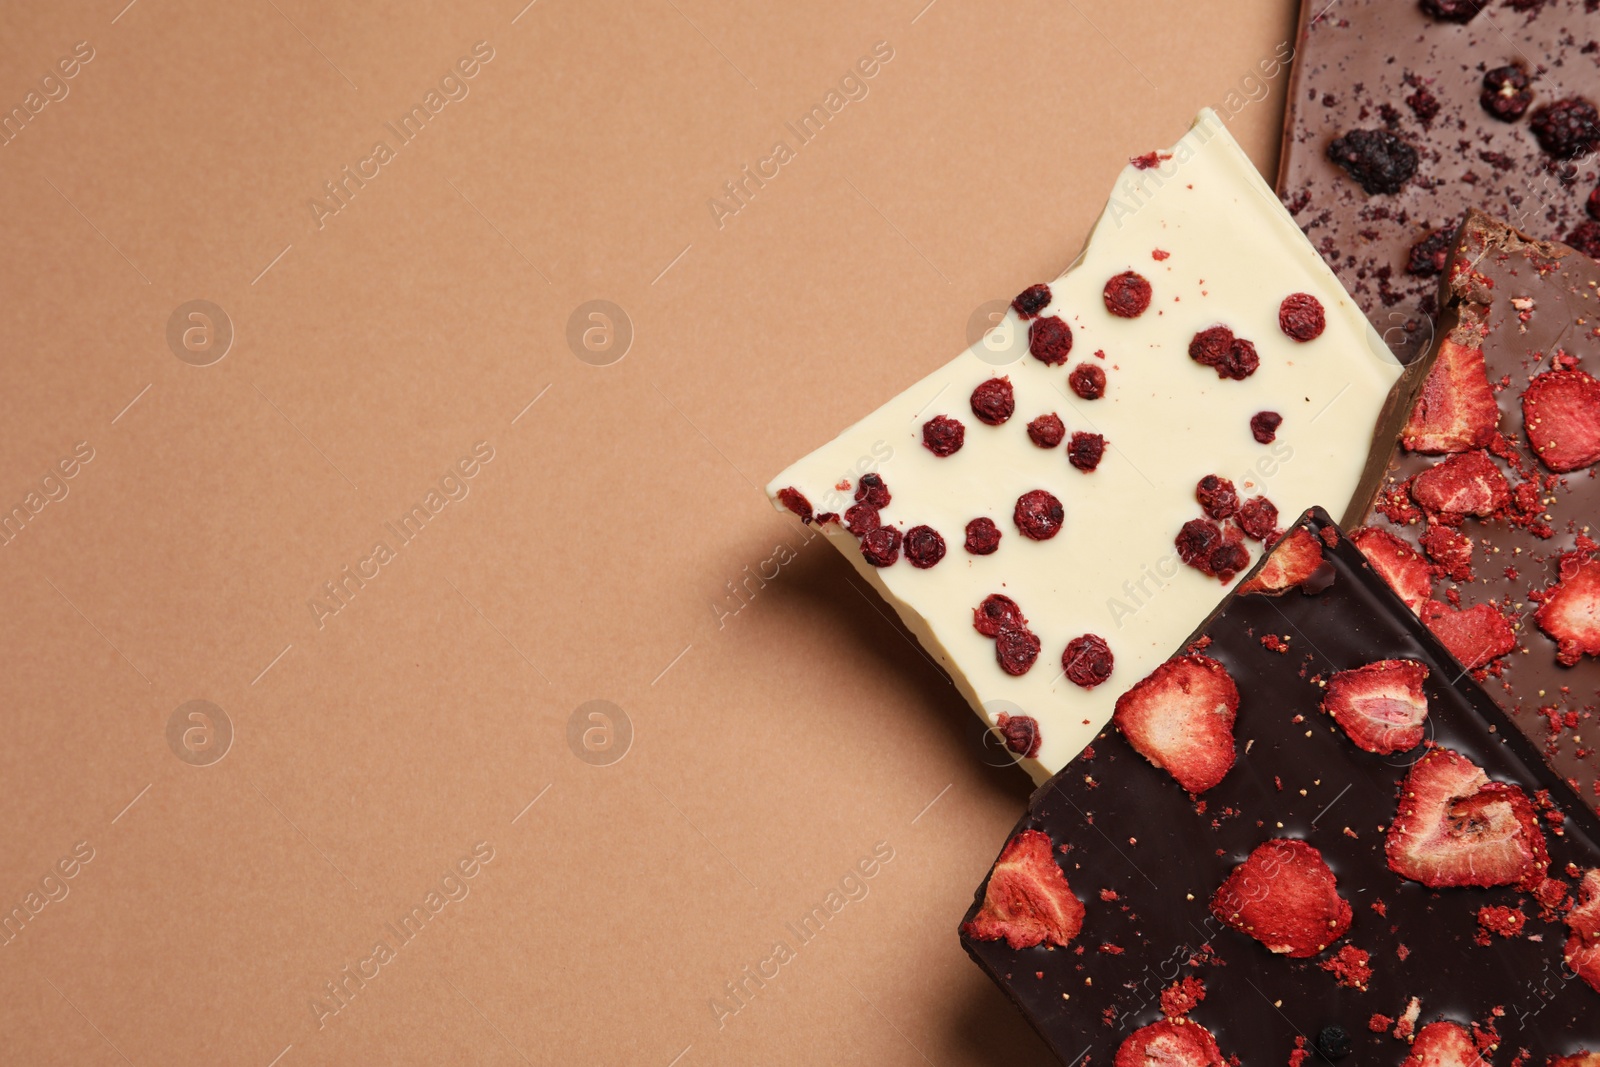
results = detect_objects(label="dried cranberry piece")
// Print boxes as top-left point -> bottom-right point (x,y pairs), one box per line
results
1569,221 -> 1600,261
1237,496 -> 1279,541
1326,129 -> 1418,195
1278,293 -> 1326,342
1406,229 -> 1454,277
974,594 -> 1025,637
1189,326 -> 1234,368
1176,518 -> 1224,567
1068,363 -> 1106,400
1208,535 -> 1251,581
1027,413 -> 1065,448
996,627 -> 1042,676
845,503 -> 881,535
1062,634 -> 1114,689
1589,185 -> 1600,222
1102,271 -> 1152,318
815,512 -> 839,525
970,378 -> 1015,425
1530,98 -> 1600,160
995,712 -> 1041,759
904,525 -> 946,568
1421,0 -> 1484,21
1029,315 -> 1073,365
1012,284 -> 1051,319
1481,65 -> 1533,122
776,487 -> 813,522
1013,490 -> 1064,540
854,472 -> 890,508
1218,338 -> 1260,380
1196,475 -> 1239,520
1068,432 -> 1105,472
1250,411 -> 1283,444
859,526 -> 901,567
922,415 -> 965,457
965,517 -> 1001,555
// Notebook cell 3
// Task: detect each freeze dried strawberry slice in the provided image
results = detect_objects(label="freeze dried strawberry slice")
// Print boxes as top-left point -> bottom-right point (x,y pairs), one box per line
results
1420,601 -> 1516,670
962,829 -> 1084,950
1524,369 -> 1600,473
1114,1020 -> 1225,1067
1400,339 -> 1499,454
1238,527 -> 1324,596
1210,839 -> 1352,958
1113,654 -> 1239,794
1410,451 -> 1511,524
1385,747 -> 1549,890
1351,527 -> 1433,613
1551,1053 -> 1600,1067
1322,659 -> 1430,754
1534,552 -> 1600,666
1402,1022 -> 1481,1067
1565,868 -> 1600,994
1419,526 -> 1473,582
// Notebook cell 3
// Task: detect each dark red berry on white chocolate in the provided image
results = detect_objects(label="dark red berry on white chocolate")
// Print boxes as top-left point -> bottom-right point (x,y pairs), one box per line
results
1013,490 -> 1064,540
965,518 -> 1001,555
1068,432 -> 1105,471
1027,413 -> 1065,448
1068,362 -> 1106,400
921,415 -> 965,457
1012,284 -> 1051,319
1062,634 -> 1114,689
1278,293 -> 1325,341
970,378 -> 1015,425
1029,315 -> 1073,365
1103,271 -> 1152,318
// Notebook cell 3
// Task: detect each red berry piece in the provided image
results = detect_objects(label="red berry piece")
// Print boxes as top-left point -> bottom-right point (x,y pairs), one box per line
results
1326,128 -> 1418,195
1350,527 -> 1433,613
1103,271 -> 1152,318
844,503 -> 881,535
1410,450 -> 1511,524
1011,283 -> 1051,320
1406,229 -> 1454,277
1401,339 -> 1499,454
1113,654 -> 1239,794
1419,525 -> 1473,582
1013,489 -> 1064,540
1195,475 -> 1238,520
1236,496 -> 1279,541
1188,325 -> 1259,380
996,627 -> 1042,676
1068,432 -> 1105,471
1278,293 -> 1325,341
1482,64 -> 1533,121
1238,527 -> 1325,596
921,414 -> 965,457
1534,551 -> 1600,666
1565,870 -> 1600,994
776,487 -> 813,523
964,517 -> 1001,555
970,377 -> 1015,425
1522,369 -> 1600,473
1323,659 -> 1430,755
1062,634 -> 1114,689
1420,601 -> 1515,670
1385,747 -> 1548,889
1176,519 -> 1250,581
1027,413 -> 1065,448
961,829 -> 1083,950
854,471 -> 890,508
1570,221 -> 1600,260
1589,185 -> 1600,221
995,712 -> 1041,759
903,525 -> 946,569
1250,411 -> 1282,443
1028,315 -> 1073,365
1210,839 -> 1351,958
1068,362 -> 1106,400
1114,1020 -> 1226,1067
1530,97 -> 1600,160
1402,1023 -> 1480,1067
973,594 -> 1026,637
859,526 -> 901,567
1420,0 -> 1484,20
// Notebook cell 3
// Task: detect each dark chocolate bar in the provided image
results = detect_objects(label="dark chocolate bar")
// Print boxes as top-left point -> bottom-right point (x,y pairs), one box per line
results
960,508 -> 1600,1067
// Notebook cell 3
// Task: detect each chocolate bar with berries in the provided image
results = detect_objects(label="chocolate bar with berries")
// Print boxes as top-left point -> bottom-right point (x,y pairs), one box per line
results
1276,0 -> 1599,362
960,507 -> 1600,1067
1352,210 -> 1600,813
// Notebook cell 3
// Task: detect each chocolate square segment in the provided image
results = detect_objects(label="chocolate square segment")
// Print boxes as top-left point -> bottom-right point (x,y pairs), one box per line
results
960,508 -> 1600,1067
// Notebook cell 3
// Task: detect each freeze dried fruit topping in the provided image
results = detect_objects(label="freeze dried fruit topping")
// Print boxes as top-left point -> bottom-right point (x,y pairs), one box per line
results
1236,496 -> 1279,541
1419,525 -> 1473,582
996,712 -> 1042,759
1421,601 -> 1516,670
1068,432 -> 1105,472
855,472 -> 890,508
1113,1020 -> 1225,1067
1250,411 -> 1282,444
1522,369 -> 1600,473
903,525 -> 947,569
1318,945 -> 1372,990
1571,222 -> 1600,261
1566,869 -> 1600,994
1027,413 -> 1065,449
1481,64 -> 1533,122
1195,475 -> 1239,520
1069,362 -> 1107,400
1530,97 -> 1600,160
964,517 -> 1001,555
1401,1022 -> 1481,1067
996,627 -> 1042,676
1420,0 -> 1484,21
961,829 -> 1084,950
1014,490 -> 1065,540
1188,325 -> 1260,380
776,487 -> 813,523
1400,339 -> 1499,454
1012,283 -> 1051,319
1210,839 -> 1352,958
1351,527 -> 1433,613
845,503 -> 881,535
1237,527 -> 1323,596
1385,747 -> 1549,890
1278,293 -> 1326,342
971,378 -> 1016,426
1407,229 -> 1454,277
1176,519 -> 1250,582
1552,1054 -> 1600,1067
1323,659 -> 1430,755
1326,128 -> 1418,195
1029,315 -> 1073,365
973,594 -> 1026,637
859,526 -> 901,567
1534,552 -> 1600,666
1103,271 -> 1153,318
922,415 -> 965,457
1062,634 -> 1114,690
1113,654 -> 1239,795
1410,451 -> 1510,524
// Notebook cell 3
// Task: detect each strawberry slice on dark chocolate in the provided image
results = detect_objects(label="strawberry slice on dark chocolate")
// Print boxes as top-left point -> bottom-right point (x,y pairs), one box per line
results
1523,369 -> 1600,474
1410,450 -> 1511,525
1351,527 -> 1433,613
961,829 -> 1084,950
1113,655 -> 1239,795
1420,601 -> 1516,671
1385,747 -> 1548,890
1210,839 -> 1352,958
1535,552 -> 1600,667
1401,1022 -> 1481,1067
1401,339 -> 1499,454
1568,869 -> 1600,994
1114,1020 -> 1226,1067
1322,659 -> 1429,754
1237,527 -> 1324,595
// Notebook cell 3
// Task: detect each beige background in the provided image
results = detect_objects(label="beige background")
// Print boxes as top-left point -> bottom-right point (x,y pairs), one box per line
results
0,1 -> 1297,1063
